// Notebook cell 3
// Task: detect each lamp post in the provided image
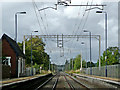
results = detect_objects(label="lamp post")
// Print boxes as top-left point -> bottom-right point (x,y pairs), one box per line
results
81,42 -> 87,68
49,51 -> 52,72
80,42 -> 84,71
49,58 -> 51,72
72,58 -> 73,70
31,30 -> 38,76
52,62 -> 54,72
81,42 -> 88,74
15,12 -> 26,42
96,11 -> 107,77
84,30 -> 92,75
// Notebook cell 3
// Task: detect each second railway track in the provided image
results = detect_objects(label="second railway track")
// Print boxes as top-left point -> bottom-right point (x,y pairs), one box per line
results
37,72 -> 90,90
35,73 -> 59,90
2,72 -> 117,90
63,72 -> 90,90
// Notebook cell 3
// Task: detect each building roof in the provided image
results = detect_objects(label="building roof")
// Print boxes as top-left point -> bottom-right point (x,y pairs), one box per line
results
2,34 -> 25,58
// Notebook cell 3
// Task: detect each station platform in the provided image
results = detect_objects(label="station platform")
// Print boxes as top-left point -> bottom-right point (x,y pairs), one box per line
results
0,74 -> 49,86
73,73 -> 120,86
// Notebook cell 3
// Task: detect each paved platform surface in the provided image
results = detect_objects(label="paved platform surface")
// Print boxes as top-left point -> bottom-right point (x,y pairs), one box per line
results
79,74 -> 120,81
74,73 -> 120,85
0,74 -> 49,85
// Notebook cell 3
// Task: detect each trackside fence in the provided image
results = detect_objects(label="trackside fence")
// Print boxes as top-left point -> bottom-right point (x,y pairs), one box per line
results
83,64 -> 120,78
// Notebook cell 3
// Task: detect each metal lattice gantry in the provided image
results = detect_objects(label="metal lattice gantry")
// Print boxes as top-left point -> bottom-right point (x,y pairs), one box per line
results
24,34 -> 99,38
23,34 -> 101,70
57,0 -> 106,10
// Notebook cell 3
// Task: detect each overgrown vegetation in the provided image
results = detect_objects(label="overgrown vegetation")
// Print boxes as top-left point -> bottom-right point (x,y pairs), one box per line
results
97,47 -> 120,66
65,54 -> 95,71
18,36 -> 50,71
65,47 -> 120,74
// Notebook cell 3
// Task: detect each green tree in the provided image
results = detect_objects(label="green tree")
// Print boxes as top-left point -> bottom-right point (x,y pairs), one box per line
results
65,60 -> 70,71
82,60 -> 86,68
18,36 -> 50,70
97,47 -> 120,66
74,54 -> 81,70
69,58 -> 75,70
33,63 -> 40,74
69,54 -> 87,70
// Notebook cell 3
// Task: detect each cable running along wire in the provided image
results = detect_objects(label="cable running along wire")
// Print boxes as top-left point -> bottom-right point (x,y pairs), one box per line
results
33,0 -> 49,35
69,1 -> 89,55
32,0 -> 44,35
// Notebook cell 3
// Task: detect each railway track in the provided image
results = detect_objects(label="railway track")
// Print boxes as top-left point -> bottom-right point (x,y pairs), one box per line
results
2,72 -> 91,90
35,72 -> 118,89
35,73 -> 59,90
2,73 -> 53,90
52,77 -> 59,90
66,73 -> 90,89
63,72 -> 90,90
33,72 -> 90,90
64,75 -> 75,90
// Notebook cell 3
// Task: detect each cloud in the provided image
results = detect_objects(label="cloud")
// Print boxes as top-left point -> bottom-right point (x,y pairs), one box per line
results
0,0 -> 57,2
1,1 -> 118,65
63,0 -> 103,19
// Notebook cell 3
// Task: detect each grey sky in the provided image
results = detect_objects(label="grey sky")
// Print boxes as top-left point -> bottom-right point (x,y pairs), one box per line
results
1,0 -> 118,65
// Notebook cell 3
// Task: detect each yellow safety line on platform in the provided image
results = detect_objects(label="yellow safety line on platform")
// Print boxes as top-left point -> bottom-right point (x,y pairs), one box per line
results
0,74 -> 47,84
78,73 -> 120,82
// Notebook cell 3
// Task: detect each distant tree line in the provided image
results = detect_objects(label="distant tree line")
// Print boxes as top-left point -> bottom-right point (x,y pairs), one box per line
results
65,47 -> 120,71
64,54 -> 95,71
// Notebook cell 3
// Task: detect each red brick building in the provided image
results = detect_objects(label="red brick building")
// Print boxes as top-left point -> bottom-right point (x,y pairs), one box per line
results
2,34 -> 25,78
